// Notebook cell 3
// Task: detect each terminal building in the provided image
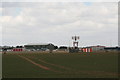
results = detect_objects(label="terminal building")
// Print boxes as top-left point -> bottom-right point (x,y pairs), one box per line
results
24,43 -> 55,51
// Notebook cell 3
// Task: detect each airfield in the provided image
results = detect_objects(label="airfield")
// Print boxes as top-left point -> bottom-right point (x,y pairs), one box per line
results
2,51 -> 119,78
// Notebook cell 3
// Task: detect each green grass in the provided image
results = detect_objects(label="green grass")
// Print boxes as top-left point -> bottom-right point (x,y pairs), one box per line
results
2,52 -> 119,78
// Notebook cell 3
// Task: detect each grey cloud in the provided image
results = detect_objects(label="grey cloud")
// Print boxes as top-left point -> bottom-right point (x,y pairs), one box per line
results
1,2 -> 118,47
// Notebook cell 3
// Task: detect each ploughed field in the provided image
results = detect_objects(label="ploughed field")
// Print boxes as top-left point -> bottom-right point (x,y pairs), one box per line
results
2,52 -> 119,78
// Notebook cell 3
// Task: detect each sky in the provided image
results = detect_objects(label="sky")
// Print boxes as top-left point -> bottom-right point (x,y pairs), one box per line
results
0,2 -> 118,47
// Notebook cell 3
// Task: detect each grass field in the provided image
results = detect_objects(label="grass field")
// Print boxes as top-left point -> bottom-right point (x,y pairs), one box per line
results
2,51 -> 119,78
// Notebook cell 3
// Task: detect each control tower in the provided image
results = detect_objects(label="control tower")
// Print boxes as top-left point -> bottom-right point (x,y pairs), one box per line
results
72,36 -> 79,48
69,36 -> 80,53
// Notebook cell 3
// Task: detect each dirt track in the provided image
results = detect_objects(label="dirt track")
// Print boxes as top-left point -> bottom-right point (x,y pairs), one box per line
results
18,55 -> 63,73
17,54 -> 119,77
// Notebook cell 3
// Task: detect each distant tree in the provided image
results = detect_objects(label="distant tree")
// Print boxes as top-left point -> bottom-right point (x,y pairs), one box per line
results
59,46 -> 67,49
54,46 -> 58,49
19,46 -> 23,48
12,46 -> 14,48
8,46 -> 14,49
16,46 -> 19,48
16,46 -> 23,48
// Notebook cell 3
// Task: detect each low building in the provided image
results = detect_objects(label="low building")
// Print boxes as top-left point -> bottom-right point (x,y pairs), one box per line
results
81,47 -> 92,52
1,46 -> 15,52
12,48 -> 24,51
0,46 -> 2,51
81,45 -> 105,52
90,45 -> 105,52
104,47 -> 120,52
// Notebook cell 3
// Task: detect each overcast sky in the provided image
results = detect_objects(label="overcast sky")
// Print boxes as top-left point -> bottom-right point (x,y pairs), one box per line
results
0,2 -> 118,47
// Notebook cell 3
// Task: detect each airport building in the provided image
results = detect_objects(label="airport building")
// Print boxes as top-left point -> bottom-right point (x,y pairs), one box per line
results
81,45 -> 105,52
90,45 -> 105,52
24,43 -> 55,51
